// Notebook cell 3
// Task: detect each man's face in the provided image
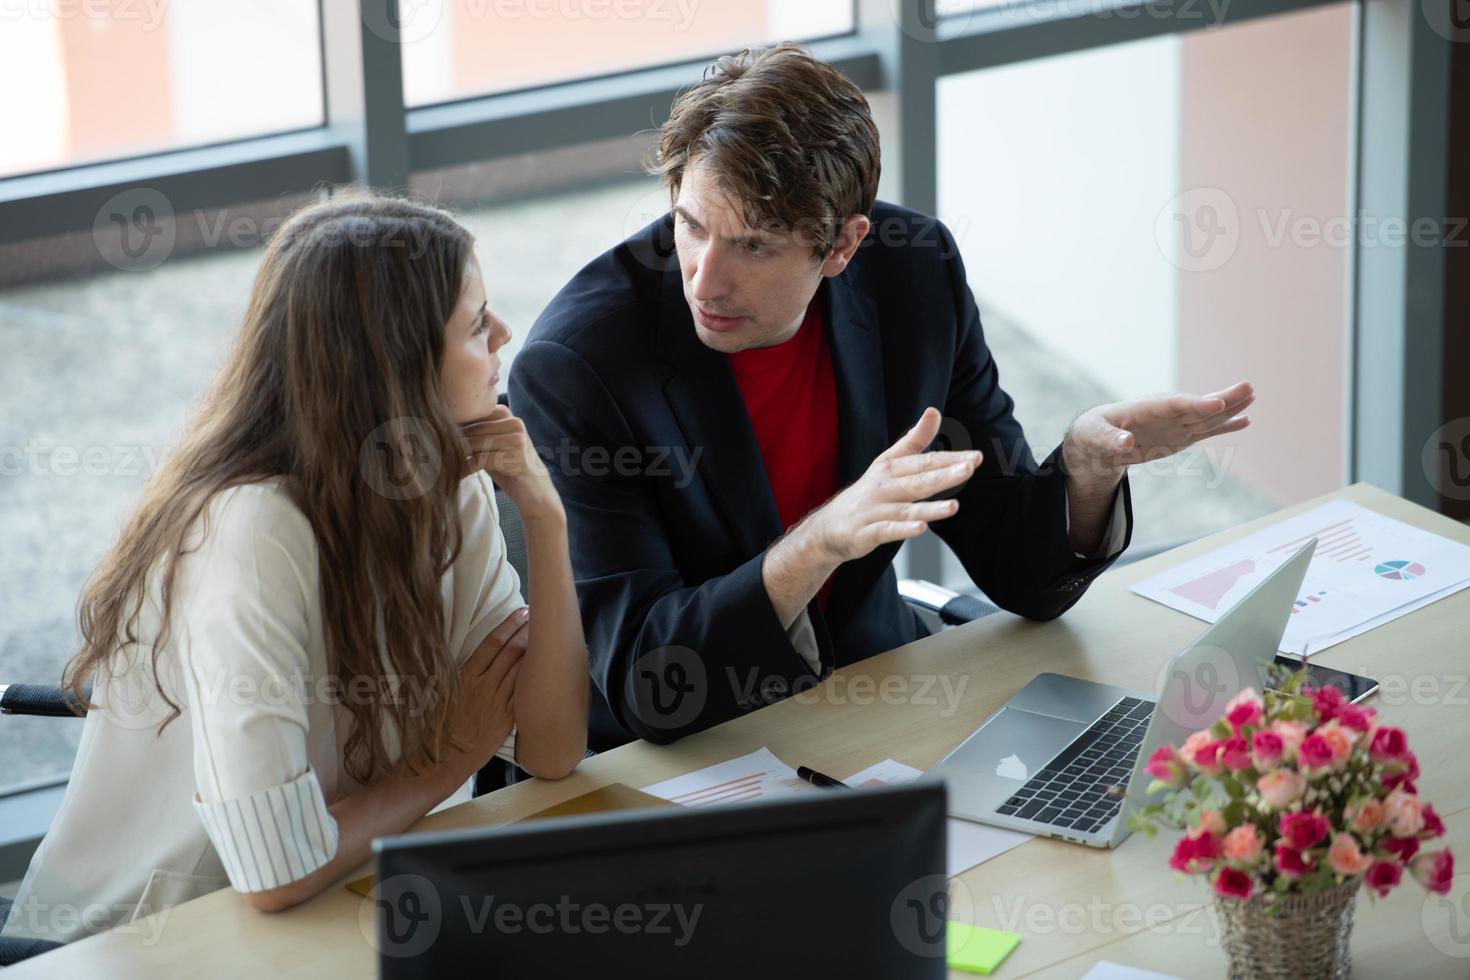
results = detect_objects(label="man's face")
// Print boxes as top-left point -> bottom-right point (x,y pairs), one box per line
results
672,161 -> 827,354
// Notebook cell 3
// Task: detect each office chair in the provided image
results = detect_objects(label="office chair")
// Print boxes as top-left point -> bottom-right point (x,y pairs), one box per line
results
0,897 -> 63,966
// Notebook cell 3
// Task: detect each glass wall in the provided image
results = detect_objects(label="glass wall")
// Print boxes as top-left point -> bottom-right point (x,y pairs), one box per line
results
934,1 -> 1353,578
400,0 -> 854,105
0,0 -> 323,179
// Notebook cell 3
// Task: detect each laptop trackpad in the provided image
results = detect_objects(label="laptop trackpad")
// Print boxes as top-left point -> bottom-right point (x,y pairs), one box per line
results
941,707 -> 1087,816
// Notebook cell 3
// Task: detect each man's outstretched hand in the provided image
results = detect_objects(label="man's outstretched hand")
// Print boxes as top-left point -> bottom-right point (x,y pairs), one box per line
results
1061,380 -> 1255,552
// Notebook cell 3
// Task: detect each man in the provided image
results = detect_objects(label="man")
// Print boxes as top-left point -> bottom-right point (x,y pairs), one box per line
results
509,44 -> 1253,748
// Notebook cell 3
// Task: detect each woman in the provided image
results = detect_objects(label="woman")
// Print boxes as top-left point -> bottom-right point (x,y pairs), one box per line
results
0,195 -> 588,944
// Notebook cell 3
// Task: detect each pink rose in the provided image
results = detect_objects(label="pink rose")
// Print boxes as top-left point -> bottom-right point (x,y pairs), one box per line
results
1384,789 -> 1425,838
1170,833 -> 1219,874
1348,798 -> 1384,833
1298,733 -> 1339,772
1272,720 -> 1309,760
1309,683 -> 1346,722
1327,832 -> 1374,875
1382,835 -> 1421,863
1411,850 -> 1455,895
1335,702 -> 1375,732
1222,824 -> 1263,863
1320,725 -> 1354,762
1144,744 -> 1189,788
1381,751 -> 1420,793
1219,735 -> 1251,773
1194,809 -> 1227,840
1279,810 -> 1331,850
1192,740 -> 1226,777
1225,689 -> 1263,732
1251,729 -> 1284,771
1365,860 -> 1403,897
1180,730 -> 1213,767
1369,726 -> 1409,764
1257,769 -> 1306,809
1275,843 -> 1315,879
1214,867 -> 1254,900
1422,803 -> 1446,839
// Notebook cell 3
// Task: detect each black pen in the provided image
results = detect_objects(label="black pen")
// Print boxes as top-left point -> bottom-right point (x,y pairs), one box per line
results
797,765 -> 852,790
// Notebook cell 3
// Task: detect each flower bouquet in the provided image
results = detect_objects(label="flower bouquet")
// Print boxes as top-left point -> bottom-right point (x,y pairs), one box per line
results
1129,672 -> 1453,979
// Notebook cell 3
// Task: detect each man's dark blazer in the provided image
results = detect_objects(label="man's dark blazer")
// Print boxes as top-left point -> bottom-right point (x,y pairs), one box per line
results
510,201 -> 1133,748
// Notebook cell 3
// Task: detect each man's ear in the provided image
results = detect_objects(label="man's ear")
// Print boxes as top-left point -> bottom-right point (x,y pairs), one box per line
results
820,214 -> 872,278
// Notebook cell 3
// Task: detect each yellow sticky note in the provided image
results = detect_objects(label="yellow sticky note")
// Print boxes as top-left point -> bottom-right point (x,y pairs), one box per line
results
946,921 -> 1021,975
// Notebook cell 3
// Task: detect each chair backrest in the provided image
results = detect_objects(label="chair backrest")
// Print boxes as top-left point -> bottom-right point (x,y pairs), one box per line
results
493,487 -> 530,602
0,895 -> 64,965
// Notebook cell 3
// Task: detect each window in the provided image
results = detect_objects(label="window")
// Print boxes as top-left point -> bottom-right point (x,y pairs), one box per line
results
0,0 -> 323,179
400,0 -> 855,107
935,1 -> 1354,575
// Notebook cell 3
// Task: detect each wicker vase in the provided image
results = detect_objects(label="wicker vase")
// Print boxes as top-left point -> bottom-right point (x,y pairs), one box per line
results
1214,879 -> 1359,980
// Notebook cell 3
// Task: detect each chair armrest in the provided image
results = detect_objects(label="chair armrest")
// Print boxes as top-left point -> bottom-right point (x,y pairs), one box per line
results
0,684 -> 85,717
898,579 -> 1000,626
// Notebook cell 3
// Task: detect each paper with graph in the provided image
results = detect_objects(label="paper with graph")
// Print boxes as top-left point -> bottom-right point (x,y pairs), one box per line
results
641,750 -> 1031,876
1131,500 -> 1470,655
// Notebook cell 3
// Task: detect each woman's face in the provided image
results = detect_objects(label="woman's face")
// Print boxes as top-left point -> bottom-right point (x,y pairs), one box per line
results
441,253 -> 513,425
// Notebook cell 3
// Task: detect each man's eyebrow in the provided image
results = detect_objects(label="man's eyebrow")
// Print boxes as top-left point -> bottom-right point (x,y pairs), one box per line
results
673,205 -> 779,245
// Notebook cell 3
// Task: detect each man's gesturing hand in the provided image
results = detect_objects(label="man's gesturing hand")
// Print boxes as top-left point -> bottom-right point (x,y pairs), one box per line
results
763,408 -> 980,629
1063,380 -> 1255,489
802,407 -> 981,563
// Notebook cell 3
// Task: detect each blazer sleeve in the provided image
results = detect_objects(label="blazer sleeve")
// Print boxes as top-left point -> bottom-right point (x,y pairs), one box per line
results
510,338 -> 834,744
928,221 -> 1134,620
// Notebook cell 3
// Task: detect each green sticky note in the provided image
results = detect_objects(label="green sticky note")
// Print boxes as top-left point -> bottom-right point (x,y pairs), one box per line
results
946,921 -> 1021,975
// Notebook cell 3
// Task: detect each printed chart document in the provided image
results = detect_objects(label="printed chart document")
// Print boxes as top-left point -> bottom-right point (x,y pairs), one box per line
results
1130,500 -> 1470,655
643,750 -> 1031,876
639,747 -> 812,807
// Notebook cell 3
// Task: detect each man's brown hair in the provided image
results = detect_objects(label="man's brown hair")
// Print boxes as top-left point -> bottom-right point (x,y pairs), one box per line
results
651,42 -> 881,256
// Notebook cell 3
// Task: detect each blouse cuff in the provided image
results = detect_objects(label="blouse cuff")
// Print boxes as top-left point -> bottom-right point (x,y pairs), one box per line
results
495,728 -> 517,766
193,767 -> 339,893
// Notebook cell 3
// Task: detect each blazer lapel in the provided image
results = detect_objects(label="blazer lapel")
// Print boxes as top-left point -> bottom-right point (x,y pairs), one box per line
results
824,271 -> 889,487
656,269 -> 785,558
822,270 -> 894,623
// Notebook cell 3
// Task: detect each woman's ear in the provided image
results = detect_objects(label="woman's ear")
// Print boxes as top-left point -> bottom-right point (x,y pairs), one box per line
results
820,214 -> 872,278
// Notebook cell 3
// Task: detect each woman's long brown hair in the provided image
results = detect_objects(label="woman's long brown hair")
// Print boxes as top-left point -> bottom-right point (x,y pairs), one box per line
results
65,194 -> 480,784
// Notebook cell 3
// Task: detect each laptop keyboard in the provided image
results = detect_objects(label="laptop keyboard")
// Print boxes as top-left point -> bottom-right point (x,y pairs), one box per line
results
994,696 -> 1155,836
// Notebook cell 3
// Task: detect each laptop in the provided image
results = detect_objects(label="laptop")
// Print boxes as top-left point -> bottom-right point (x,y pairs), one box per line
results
927,538 -> 1317,848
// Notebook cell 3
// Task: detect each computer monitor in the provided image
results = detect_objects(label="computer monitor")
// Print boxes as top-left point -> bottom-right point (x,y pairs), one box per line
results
371,781 -> 949,978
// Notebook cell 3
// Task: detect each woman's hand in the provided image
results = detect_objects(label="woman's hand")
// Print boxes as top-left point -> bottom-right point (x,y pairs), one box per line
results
461,406 -> 563,522
444,606 -> 529,775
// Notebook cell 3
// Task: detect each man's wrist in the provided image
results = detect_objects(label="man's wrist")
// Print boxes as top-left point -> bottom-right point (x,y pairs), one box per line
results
780,515 -> 839,577
1061,429 -> 1126,500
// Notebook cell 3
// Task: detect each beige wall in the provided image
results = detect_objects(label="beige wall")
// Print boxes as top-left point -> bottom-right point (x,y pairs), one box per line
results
448,3 -> 770,96
1176,3 -> 1353,506
59,1 -> 174,163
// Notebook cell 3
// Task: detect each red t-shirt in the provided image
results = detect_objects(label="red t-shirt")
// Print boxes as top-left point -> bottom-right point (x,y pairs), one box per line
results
727,299 -> 840,608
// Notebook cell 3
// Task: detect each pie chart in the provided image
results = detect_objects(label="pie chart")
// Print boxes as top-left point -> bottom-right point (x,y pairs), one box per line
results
1374,560 -> 1426,581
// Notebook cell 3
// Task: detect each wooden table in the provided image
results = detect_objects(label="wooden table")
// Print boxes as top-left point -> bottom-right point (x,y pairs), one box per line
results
11,483 -> 1470,978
